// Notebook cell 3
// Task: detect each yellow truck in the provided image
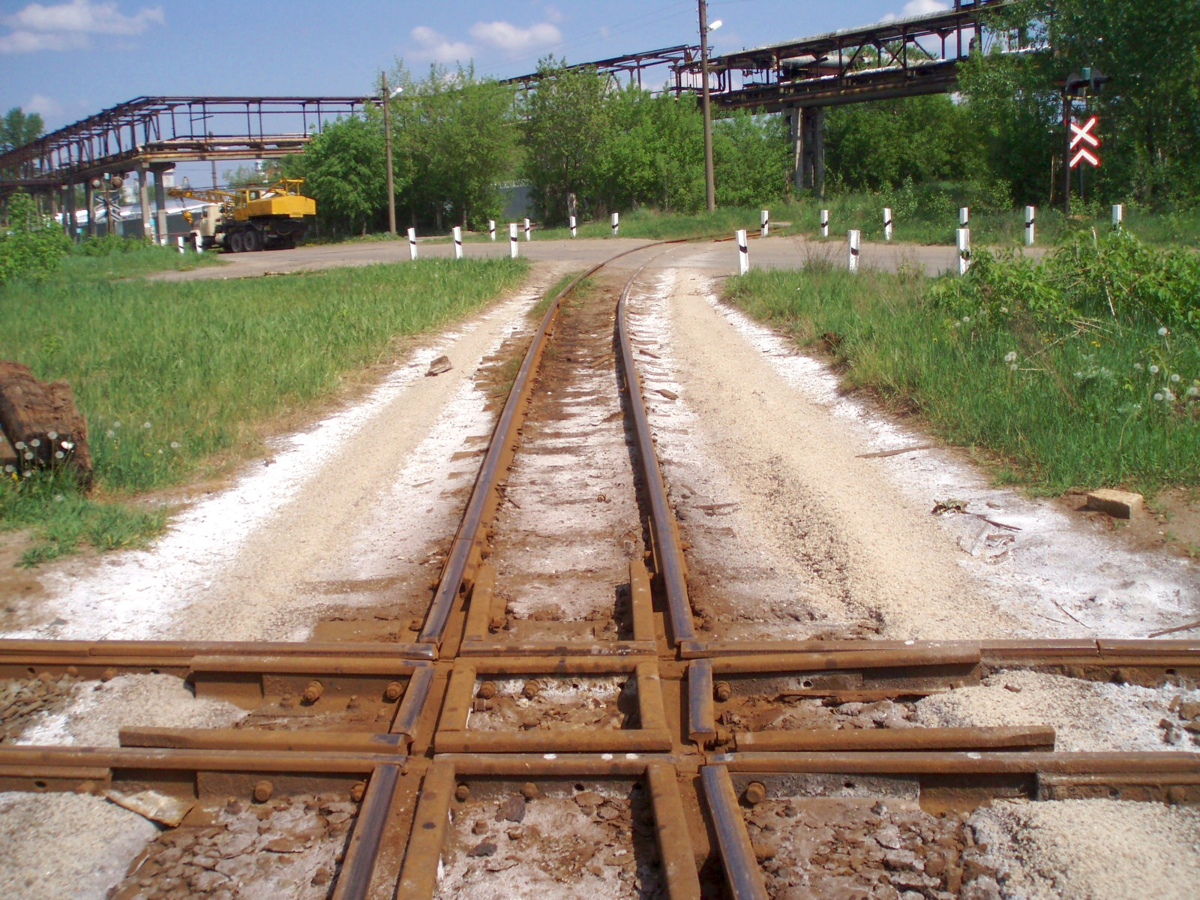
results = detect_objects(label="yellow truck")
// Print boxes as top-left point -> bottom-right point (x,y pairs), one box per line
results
171,178 -> 315,252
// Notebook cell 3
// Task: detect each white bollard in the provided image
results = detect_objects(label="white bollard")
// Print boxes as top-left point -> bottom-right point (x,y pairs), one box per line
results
1024,206 -> 1036,246
1112,204 -> 1124,229
959,207 -> 970,228
176,235 -> 185,254
611,212 -> 619,236
957,228 -> 971,275
524,218 -> 531,241
569,215 -> 577,238
509,223 -> 519,258
194,234 -> 204,253
736,229 -> 749,275
760,209 -> 769,238
452,226 -> 463,259
408,227 -> 418,261
883,207 -> 893,242
848,230 -> 860,273
820,209 -> 829,238
488,219 -> 496,241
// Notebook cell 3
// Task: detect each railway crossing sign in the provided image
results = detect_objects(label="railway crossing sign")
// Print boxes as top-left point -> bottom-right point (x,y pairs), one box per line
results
1069,115 -> 1100,168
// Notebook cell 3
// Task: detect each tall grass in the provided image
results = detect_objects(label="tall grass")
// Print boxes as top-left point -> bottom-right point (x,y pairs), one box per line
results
725,251 -> 1200,495
1,255 -> 527,562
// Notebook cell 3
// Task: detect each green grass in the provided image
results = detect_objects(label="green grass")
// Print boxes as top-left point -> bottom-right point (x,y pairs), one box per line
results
725,262 -> 1200,496
0,254 -> 528,563
65,242 -> 225,279
781,191 -> 1200,249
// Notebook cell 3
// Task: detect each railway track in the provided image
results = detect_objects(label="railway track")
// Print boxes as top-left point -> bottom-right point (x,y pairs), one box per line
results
0,242 -> 1198,899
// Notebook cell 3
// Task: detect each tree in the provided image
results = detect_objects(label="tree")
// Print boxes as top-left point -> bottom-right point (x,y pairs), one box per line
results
712,110 -> 790,207
293,116 -> 385,235
825,95 -> 974,192
0,192 -> 71,285
390,63 -> 517,230
0,107 -> 44,154
960,0 -> 1200,204
599,87 -> 705,214
522,59 -> 612,224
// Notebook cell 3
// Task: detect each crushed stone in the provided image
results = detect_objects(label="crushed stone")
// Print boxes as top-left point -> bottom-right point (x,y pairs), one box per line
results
915,669 -> 1200,752
15,673 -> 246,747
971,799 -> 1200,900
0,792 -> 159,900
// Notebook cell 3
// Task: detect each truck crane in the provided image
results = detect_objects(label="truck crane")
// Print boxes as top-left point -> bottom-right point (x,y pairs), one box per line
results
168,178 -> 316,252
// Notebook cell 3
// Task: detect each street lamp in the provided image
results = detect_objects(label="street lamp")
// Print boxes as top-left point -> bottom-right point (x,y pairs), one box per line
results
698,3 -> 722,211
381,75 -> 403,235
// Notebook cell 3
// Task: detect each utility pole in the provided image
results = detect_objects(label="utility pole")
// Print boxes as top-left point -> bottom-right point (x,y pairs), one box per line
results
699,0 -> 716,212
382,72 -> 397,236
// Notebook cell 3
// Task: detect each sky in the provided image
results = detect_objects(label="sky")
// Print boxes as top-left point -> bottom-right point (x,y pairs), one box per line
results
0,0 -> 954,133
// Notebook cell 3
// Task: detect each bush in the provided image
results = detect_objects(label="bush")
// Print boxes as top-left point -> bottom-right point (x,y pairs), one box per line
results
74,233 -> 151,256
0,192 -> 71,285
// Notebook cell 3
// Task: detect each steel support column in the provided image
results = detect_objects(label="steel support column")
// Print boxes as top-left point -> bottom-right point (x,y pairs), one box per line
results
798,107 -> 826,197
85,180 -> 96,237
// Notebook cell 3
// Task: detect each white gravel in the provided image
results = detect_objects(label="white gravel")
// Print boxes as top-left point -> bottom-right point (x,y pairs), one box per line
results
15,673 -> 246,747
971,799 -> 1200,900
0,792 -> 160,900
915,669 -> 1200,752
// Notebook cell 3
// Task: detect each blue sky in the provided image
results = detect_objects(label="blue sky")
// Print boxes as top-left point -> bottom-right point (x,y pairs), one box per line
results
0,0 -> 950,132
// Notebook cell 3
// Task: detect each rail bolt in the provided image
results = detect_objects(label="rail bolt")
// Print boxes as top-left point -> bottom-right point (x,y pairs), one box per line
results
478,681 -> 498,700
384,681 -> 405,702
455,783 -> 471,803
522,782 -> 540,801
101,667 -> 118,683
522,680 -> 541,700
303,680 -> 324,704
714,681 -> 733,702
253,780 -> 274,803
744,782 -> 767,806
350,781 -> 367,803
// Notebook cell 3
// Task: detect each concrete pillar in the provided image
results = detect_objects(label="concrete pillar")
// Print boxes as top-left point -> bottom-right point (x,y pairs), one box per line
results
801,107 -> 826,198
153,167 -> 170,243
138,167 -> 152,240
85,181 -> 96,237
62,186 -> 72,237
788,108 -> 803,193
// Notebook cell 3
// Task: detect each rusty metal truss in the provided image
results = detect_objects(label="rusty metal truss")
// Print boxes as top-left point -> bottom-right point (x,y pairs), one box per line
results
0,96 -> 367,191
674,0 -> 1031,111
504,44 -> 701,92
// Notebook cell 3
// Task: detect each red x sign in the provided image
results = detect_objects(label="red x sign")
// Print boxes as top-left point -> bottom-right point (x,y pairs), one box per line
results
1069,115 -> 1100,168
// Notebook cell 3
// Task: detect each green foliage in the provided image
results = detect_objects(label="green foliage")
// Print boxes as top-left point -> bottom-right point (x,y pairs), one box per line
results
74,233 -> 150,256
0,107 -> 44,154
727,260 -> 1200,495
826,96 -> 972,192
293,115 -> 386,235
523,59 -> 612,224
930,230 -> 1200,330
0,192 -> 71,285
389,64 -> 517,230
599,87 -> 705,214
713,111 -> 791,207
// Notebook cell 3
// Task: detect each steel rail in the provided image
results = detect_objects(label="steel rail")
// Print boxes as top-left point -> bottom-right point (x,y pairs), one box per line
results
616,256 -> 698,645
418,241 -> 669,646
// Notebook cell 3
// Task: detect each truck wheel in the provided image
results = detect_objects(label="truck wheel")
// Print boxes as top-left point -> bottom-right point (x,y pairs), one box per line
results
243,228 -> 262,252
229,231 -> 245,253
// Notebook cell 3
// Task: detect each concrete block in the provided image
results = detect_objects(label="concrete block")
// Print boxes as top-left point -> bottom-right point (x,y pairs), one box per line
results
1086,489 -> 1144,519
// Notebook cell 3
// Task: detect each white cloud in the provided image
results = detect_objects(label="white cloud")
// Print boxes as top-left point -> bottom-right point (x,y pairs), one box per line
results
0,0 -> 164,53
469,20 -> 561,52
4,0 -> 163,34
0,28 -> 84,52
410,25 -> 473,63
25,92 -> 64,119
543,5 -> 564,25
903,0 -> 951,16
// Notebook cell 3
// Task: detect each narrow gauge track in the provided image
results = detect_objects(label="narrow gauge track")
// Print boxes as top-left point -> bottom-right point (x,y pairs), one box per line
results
0,241 -> 1198,900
